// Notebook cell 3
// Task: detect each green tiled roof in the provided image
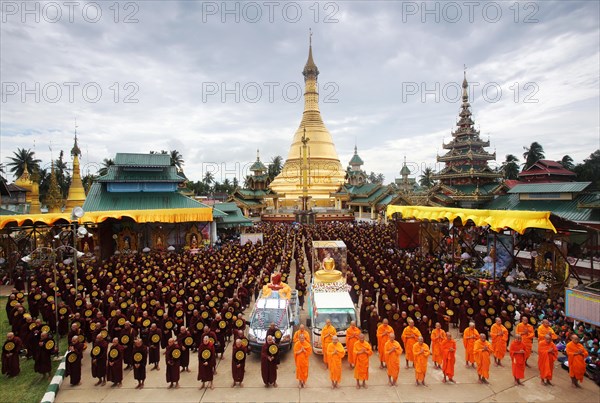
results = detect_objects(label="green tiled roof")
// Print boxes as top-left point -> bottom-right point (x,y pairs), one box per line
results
508,182 -> 591,194
486,192 -> 600,223
349,187 -> 388,205
83,183 -> 211,211
249,159 -> 267,172
114,153 -> 171,167
0,207 -> 20,215
97,166 -> 183,182
446,183 -> 500,195
214,202 -> 253,228
376,194 -> 394,207
349,153 -> 364,166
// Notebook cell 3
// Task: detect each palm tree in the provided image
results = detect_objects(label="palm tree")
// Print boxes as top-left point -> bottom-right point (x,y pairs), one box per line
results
203,171 -> 214,187
522,142 -> 545,170
268,156 -> 283,180
559,155 -> 574,171
98,158 -> 114,176
501,154 -> 520,180
419,167 -> 435,188
82,173 -> 97,194
170,150 -> 184,171
6,148 -> 41,178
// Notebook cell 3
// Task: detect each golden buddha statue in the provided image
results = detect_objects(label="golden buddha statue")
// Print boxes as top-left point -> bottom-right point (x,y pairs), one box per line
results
314,253 -> 343,283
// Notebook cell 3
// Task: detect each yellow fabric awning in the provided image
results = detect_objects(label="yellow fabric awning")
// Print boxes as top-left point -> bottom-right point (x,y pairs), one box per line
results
0,208 -> 213,229
386,205 -> 556,234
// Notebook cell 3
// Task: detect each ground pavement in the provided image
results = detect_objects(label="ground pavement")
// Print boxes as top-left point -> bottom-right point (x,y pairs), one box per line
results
54,303 -> 598,402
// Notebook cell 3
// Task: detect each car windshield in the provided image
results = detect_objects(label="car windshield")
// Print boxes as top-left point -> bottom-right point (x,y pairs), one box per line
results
251,308 -> 288,330
314,309 -> 356,330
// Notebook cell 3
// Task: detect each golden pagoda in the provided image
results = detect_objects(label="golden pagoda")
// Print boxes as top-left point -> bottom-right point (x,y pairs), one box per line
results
65,130 -> 86,210
45,162 -> 63,213
269,33 -> 345,207
14,163 -> 41,214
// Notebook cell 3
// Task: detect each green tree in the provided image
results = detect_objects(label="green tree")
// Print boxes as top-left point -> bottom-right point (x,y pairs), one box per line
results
501,154 -> 520,180
559,155 -> 574,171
573,149 -> 600,189
268,155 -> 283,181
170,150 -> 184,171
54,150 -> 72,198
98,158 -> 114,176
419,167 -> 435,188
82,173 -> 97,194
6,148 -> 41,178
522,142 -> 545,170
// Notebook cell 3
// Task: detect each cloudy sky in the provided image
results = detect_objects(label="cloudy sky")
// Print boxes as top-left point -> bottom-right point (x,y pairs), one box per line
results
1,0 -> 599,184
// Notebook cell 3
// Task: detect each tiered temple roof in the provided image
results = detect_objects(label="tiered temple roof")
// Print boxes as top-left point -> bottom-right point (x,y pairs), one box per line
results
429,71 -> 505,208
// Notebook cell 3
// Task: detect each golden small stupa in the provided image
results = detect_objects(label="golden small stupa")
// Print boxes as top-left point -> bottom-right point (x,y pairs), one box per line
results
65,128 -> 86,210
269,33 -> 345,207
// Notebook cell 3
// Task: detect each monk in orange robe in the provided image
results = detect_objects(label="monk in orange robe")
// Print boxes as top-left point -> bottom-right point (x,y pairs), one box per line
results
430,322 -> 445,369
537,319 -> 558,342
509,334 -> 526,385
474,333 -> 492,384
538,333 -> 558,386
346,321 -> 361,368
293,324 -> 311,344
293,333 -> 312,388
384,332 -> 402,386
463,322 -> 479,368
377,319 -> 394,368
413,336 -> 430,386
327,336 -> 345,389
353,333 -> 373,389
566,334 -> 588,388
401,319 -> 422,368
321,319 -> 337,368
441,332 -> 456,383
490,318 -> 508,366
515,317 -> 534,366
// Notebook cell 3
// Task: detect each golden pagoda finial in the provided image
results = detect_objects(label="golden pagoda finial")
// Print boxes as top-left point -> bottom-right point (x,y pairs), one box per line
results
303,29 -> 318,79
66,121 -> 87,208
462,65 -> 469,102
256,149 -> 260,161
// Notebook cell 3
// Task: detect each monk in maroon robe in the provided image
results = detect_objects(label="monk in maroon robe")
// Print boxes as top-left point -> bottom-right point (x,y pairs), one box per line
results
231,338 -> 248,387
132,338 -> 148,389
165,338 -> 180,388
2,332 -> 22,377
65,336 -> 84,386
35,332 -> 54,378
198,335 -> 216,389
91,334 -> 108,386
148,324 -> 161,370
107,338 -> 124,387
261,335 -> 279,387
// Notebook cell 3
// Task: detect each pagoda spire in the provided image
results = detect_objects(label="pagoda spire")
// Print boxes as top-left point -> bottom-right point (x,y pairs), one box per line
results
66,120 -> 87,209
45,161 -> 63,213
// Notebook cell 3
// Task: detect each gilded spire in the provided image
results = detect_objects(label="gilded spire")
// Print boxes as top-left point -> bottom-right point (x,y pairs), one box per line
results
71,119 -> 81,157
462,65 -> 469,103
303,28 -> 319,79
66,124 -> 87,209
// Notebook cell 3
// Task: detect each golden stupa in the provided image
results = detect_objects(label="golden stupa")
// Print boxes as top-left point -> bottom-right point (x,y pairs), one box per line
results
269,34 -> 345,207
65,132 -> 86,210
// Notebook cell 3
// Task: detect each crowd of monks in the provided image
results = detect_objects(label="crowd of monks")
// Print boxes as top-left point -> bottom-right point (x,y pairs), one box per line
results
2,221 -> 595,391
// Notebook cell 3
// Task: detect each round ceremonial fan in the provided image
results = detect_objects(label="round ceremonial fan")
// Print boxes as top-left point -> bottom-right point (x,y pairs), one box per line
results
109,348 -> 119,359
151,334 -> 160,344
235,319 -> 243,328
219,321 -> 226,329
196,322 -> 204,331
67,352 -> 78,363
171,349 -> 181,359
184,337 -> 193,346
268,345 -> 278,355
201,349 -> 211,360
92,346 -> 101,356
274,330 -> 282,339
121,335 -> 130,345
134,352 -> 143,362
4,341 -> 15,352
235,350 -> 245,361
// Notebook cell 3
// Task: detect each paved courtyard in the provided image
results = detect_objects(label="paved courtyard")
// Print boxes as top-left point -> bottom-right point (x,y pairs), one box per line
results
54,308 -> 598,403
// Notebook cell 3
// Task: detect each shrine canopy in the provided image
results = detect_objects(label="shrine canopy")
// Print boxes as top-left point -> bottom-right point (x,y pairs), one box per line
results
386,205 -> 556,234
0,207 -> 213,230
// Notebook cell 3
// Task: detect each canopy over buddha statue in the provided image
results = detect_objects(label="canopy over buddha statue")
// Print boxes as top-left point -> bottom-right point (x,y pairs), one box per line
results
314,253 -> 343,283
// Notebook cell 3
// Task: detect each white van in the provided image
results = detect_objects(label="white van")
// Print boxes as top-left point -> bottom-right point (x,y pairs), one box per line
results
247,290 -> 299,353
307,289 -> 357,354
